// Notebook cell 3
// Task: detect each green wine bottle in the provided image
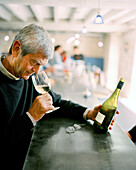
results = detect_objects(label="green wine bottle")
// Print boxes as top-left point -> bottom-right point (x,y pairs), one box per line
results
93,78 -> 124,133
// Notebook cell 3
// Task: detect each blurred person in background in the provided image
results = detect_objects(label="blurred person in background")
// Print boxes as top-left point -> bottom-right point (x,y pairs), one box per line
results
61,50 -> 67,63
49,45 -> 63,65
72,46 -> 85,61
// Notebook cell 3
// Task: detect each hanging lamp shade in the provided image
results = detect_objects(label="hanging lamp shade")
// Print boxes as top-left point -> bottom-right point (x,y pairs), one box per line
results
94,14 -> 104,24
81,26 -> 88,33
94,0 -> 104,24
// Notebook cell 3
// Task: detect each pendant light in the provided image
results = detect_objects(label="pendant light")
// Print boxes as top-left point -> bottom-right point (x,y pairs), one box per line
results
81,26 -> 88,33
94,0 -> 104,24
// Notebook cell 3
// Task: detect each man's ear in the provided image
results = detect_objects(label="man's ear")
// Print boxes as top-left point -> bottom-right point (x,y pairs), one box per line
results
12,40 -> 21,57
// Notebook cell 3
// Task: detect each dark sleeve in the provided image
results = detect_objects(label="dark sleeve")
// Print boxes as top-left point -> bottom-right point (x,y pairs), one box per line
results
2,114 -> 34,169
7,114 -> 34,143
129,125 -> 136,142
49,90 -> 87,121
2,84 -> 35,145
1,113 -> 34,152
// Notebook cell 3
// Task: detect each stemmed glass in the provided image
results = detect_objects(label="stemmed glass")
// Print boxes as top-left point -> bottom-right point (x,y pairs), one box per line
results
32,71 -> 60,113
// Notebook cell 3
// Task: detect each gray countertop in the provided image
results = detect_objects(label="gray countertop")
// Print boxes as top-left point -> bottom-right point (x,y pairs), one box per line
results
23,116 -> 136,170
23,73 -> 136,170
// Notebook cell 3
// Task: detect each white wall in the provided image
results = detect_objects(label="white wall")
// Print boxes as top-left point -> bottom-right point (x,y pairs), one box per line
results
118,30 -> 136,98
128,33 -> 136,100
104,30 -> 136,98
104,34 -> 121,91
0,31 -> 16,54
50,33 -> 105,58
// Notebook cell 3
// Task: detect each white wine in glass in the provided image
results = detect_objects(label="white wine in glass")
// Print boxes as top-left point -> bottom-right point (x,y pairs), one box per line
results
32,71 -> 60,113
32,71 -> 51,94
34,84 -> 50,94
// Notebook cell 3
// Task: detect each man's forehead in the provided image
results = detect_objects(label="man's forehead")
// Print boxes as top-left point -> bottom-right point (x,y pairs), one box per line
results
34,58 -> 48,65
30,53 -> 48,65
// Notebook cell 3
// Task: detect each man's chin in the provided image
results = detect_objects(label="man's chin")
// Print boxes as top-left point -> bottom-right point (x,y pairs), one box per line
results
22,74 -> 31,80
23,76 -> 29,80
22,72 -> 34,80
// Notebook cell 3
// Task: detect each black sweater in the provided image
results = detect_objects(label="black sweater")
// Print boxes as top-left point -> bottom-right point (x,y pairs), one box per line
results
129,126 -> 136,143
0,71 -> 87,169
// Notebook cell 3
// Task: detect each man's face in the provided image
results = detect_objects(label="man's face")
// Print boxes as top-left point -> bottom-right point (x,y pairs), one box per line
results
58,47 -> 63,54
15,52 -> 48,80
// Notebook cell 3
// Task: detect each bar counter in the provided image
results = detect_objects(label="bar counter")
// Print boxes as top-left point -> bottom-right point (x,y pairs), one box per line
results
23,73 -> 136,170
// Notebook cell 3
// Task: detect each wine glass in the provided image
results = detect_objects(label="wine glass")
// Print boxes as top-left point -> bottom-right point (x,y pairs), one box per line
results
32,71 -> 60,113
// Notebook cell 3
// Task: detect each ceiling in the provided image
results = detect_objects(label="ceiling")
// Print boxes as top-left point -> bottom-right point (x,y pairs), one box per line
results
0,0 -> 136,34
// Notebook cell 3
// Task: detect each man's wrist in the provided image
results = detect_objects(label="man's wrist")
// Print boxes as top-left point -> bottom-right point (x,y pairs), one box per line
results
26,112 -> 36,126
83,108 -> 92,120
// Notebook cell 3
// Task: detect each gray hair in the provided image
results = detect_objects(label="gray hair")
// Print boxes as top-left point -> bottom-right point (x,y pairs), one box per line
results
8,24 -> 54,59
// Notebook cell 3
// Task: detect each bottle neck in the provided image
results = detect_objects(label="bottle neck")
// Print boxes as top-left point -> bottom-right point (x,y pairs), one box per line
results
110,79 -> 123,101
117,80 -> 124,90
112,79 -> 124,99
112,88 -> 120,98
102,79 -> 124,110
103,87 -> 120,109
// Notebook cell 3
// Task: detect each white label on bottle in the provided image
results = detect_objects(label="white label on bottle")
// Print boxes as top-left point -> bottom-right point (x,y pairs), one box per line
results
95,112 -> 105,125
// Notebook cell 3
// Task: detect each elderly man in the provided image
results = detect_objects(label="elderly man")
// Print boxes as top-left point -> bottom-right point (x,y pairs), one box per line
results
0,24 -> 102,169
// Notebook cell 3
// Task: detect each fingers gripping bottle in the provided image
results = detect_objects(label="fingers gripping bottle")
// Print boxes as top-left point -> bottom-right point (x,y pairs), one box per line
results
93,78 -> 124,133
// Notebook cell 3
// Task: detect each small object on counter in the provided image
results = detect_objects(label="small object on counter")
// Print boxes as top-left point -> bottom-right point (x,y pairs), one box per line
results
82,88 -> 91,98
66,126 -> 75,134
73,124 -> 81,130
66,124 -> 85,134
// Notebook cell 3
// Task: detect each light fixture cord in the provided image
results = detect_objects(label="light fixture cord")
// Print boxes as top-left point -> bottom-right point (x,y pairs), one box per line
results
98,0 -> 100,13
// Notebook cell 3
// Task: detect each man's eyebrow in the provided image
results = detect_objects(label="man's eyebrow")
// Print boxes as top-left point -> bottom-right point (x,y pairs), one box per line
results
32,59 -> 48,66
31,59 -> 41,65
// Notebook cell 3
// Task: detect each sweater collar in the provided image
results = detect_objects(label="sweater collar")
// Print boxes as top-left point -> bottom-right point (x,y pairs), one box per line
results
0,55 -> 20,80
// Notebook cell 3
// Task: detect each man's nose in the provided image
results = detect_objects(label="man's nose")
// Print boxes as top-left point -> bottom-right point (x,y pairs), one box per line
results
32,65 -> 40,74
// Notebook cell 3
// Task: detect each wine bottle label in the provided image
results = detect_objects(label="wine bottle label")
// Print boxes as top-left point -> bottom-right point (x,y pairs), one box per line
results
95,112 -> 105,125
